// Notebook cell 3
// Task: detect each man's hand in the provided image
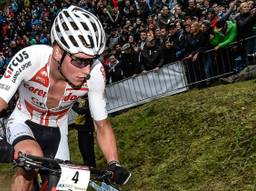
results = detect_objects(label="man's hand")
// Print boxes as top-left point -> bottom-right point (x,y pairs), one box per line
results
107,161 -> 131,185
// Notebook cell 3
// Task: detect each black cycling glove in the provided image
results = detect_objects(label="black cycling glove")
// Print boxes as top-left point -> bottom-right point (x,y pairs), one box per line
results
107,160 -> 131,185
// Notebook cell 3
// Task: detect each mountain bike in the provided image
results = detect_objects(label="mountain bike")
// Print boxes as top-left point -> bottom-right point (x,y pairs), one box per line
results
13,152 -> 120,191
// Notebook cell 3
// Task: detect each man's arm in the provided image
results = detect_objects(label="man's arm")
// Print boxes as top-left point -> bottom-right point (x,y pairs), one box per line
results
94,118 -> 131,185
94,118 -> 119,163
87,62 -> 131,185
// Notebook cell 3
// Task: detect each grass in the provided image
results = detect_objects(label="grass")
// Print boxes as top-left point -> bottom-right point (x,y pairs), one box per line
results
2,80 -> 256,190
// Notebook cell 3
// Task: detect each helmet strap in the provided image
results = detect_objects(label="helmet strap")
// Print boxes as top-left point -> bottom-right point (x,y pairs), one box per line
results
58,50 -> 67,69
58,50 -> 70,82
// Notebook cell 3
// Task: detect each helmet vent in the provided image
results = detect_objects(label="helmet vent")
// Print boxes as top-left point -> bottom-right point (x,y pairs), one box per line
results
81,22 -> 89,31
88,36 -> 94,48
78,35 -> 90,47
56,24 -> 60,32
91,22 -> 97,32
82,13 -> 90,19
62,22 -> 68,31
69,36 -> 79,47
70,21 -> 78,30
60,37 -> 69,49
63,11 -> 70,17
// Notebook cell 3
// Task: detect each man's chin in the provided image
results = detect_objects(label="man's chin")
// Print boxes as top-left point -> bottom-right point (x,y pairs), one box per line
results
68,80 -> 84,89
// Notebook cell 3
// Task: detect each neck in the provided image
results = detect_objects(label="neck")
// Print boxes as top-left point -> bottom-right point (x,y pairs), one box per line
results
49,55 -> 65,83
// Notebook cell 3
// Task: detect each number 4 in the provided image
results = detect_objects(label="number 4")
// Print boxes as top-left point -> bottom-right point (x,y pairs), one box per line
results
72,171 -> 79,184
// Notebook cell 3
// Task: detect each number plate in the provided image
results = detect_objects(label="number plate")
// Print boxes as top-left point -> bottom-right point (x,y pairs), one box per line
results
56,163 -> 90,191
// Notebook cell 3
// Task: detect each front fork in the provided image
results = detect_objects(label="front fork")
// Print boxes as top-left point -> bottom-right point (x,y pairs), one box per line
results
37,172 -> 60,191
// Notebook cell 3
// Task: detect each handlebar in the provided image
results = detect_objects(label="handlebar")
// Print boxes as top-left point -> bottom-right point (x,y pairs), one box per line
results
13,152 -> 113,182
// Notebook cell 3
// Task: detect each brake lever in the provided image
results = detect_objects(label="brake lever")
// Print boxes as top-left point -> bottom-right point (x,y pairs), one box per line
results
14,152 -> 43,171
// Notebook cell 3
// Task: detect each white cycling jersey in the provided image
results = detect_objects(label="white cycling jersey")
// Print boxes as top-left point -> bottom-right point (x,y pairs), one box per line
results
0,44 -> 108,160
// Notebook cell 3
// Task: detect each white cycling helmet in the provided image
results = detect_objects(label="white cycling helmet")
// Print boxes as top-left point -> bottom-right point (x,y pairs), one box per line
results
51,5 -> 106,56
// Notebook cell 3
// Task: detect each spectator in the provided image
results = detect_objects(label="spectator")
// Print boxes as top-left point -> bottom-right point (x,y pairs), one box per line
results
175,20 -> 192,60
200,20 -> 215,82
120,43 -> 138,77
122,0 -> 137,21
135,30 -> 147,71
107,29 -> 120,49
135,0 -> 151,23
173,4 -> 185,20
108,55 -> 124,83
157,6 -> 173,28
104,6 -> 122,29
119,24 -> 130,44
72,98 -> 96,168
162,38 -> 177,65
184,0 -> 203,18
152,0 -> 169,13
211,19 -> 238,75
235,2 -> 256,54
182,21 -> 205,86
132,17 -> 145,41
160,26 -> 169,44
210,19 -> 237,50
137,30 -> 147,51
154,28 -> 163,46
140,36 -> 164,72
113,43 -> 123,60
206,8 -> 219,28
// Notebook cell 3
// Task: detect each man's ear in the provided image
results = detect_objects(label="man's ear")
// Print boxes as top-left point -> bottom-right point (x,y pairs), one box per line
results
52,45 -> 63,61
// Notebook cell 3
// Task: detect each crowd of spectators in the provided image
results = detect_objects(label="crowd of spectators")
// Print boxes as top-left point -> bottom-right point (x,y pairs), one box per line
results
0,0 -> 256,84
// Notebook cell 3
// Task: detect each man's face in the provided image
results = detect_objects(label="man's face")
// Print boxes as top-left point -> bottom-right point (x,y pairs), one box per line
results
162,7 -> 169,16
61,52 -> 95,87
140,32 -> 147,41
109,56 -> 117,65
155,29 -> 161,38
188,0 -> 195,8
160,28 -> 168,38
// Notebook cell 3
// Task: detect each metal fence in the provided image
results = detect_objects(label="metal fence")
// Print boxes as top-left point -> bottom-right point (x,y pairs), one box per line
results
105,35 -> 256,113
105,61 -> 188,113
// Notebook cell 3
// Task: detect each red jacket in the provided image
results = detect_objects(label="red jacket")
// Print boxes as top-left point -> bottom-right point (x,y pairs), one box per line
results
112,0 -> 119,8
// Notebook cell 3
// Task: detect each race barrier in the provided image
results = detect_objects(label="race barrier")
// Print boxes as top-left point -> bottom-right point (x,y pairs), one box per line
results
105,35 -> 256,113
105,61 -> 188,113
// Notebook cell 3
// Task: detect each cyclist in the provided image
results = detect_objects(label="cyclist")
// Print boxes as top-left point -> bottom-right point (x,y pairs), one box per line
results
0,5 -> 131,191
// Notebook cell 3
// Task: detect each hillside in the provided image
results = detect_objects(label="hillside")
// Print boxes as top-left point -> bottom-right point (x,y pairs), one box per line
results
73,80 -> 256,191
2,80 -> 256,191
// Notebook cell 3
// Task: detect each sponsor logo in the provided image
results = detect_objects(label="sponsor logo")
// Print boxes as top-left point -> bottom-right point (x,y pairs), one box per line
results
31,97 -> 46,109
63,92 -> 79,102
57,184 -> 72,189
23,83 -> 47,98
4,50 -> 29,79
31,64 -> 49,87
12,61 -> 32,83
25,100 -> 70,126
0,83 -> 10,90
